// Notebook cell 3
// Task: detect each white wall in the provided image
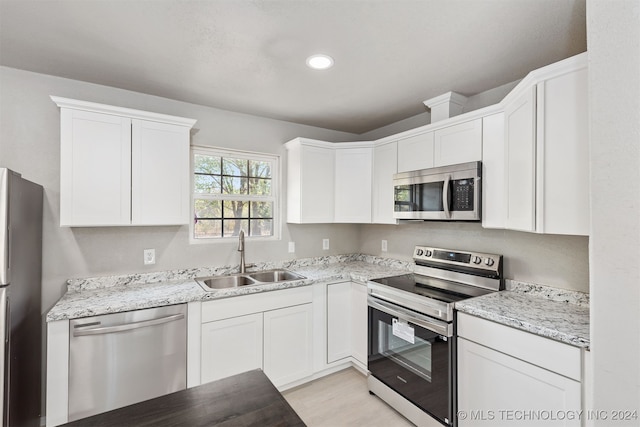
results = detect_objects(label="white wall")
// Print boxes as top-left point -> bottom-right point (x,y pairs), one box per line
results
587,0 -> 640,423
0,66 -> 362,314
359,223 -> 589,292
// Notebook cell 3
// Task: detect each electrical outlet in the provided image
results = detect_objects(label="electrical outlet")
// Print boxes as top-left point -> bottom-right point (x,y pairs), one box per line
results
143,249 -> 156,265
322,239 -> 330,250
381,240 -> 388,252
288,241 -> 296,253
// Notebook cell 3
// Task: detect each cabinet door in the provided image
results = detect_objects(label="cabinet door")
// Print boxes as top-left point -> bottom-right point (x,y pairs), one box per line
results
263,304 -> 313,387
481,113 -> 506,229
60,109 -> 131,226
350,282 -> 367,367
372,141 -> 398,224
334,147 -> 372,223
504,87 -> 537,232
327,282 -> 352,363
287,143 -> 334,223
131,120 -> 190,225
397,132 -> 434,172
458,338 -> 581,427
433,119 -> 482,167
536,68 -> 589,235
200,313 -> 263,384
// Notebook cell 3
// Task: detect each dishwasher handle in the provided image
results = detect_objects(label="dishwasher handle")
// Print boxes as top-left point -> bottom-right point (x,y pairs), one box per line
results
73,313 -> 185,337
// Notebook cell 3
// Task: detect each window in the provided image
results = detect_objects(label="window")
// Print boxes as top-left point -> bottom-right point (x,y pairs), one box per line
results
192,146 -> 279,241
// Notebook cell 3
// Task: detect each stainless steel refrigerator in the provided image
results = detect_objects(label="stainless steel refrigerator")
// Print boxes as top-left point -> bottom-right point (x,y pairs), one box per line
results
0,168 -> 42,427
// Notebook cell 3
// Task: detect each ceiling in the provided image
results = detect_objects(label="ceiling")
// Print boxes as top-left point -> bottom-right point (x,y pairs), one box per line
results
0,0 -> 587,134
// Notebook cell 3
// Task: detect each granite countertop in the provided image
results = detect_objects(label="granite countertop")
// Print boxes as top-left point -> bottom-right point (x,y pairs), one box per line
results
47,254 -> 591,351
46,254 -> 412,322
455,280 -> 590,349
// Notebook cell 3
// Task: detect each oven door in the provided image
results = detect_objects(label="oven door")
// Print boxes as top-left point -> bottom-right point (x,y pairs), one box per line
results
368,296 -> 454,426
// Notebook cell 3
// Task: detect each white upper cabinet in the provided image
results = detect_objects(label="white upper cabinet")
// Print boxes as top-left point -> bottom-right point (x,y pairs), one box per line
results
504,87 -> 537,232
481,113 -> 506,229
52,97 -> 196,227
433,119 -> 482,167
371,141 -> 398,224
397,132 -> 434,172
59,109 -> 132,226
485,53 -> 589,235
535,65 -> 589,235
286,138 -> 335,223
131,119 -> 190,225
285,138 -> 371,224
334,146 -> 372,223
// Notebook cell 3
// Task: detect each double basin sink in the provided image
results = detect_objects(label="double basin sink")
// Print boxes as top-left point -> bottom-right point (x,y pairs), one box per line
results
196,269 -> 306,291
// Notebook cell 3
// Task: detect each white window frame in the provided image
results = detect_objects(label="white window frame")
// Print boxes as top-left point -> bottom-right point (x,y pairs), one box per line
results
190,145 -> 281,244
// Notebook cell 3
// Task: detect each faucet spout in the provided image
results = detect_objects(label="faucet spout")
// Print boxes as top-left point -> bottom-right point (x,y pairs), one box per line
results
238,230 -> 246,273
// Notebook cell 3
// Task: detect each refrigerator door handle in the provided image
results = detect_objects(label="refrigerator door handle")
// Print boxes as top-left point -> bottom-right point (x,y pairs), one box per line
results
0,169 -> 9,285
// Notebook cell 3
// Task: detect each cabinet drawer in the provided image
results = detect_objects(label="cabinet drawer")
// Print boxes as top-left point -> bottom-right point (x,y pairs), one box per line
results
457,312 -> 581,381
201,286 -> 313,323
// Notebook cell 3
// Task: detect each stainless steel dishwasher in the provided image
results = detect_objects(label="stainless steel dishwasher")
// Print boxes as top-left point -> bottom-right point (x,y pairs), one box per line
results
68,304 -> 187,422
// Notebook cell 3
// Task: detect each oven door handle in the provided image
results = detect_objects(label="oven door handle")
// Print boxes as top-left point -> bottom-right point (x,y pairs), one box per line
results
368,296 -> 452,337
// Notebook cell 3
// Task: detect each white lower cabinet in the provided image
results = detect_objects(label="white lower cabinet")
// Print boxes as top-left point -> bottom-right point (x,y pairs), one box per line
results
200,313 -> 263,384
350,282 -> 368,366
263,304 -> 314,386
199,286 -> 313,389
326,281 -> 368,367
457,312 -> 582,427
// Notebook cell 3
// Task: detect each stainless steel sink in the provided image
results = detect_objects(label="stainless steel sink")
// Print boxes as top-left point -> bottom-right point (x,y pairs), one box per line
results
196,269 -> 305,291
247,269 -> 305,283
197,275 -> 258,289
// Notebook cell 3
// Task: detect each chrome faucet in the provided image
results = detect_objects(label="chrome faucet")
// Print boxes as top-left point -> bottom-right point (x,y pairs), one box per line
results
238,230 -> 246,273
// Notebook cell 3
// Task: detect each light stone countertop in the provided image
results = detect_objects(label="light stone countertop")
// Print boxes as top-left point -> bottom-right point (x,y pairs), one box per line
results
455,280 -> 590,349
46,255 -> 412,322
47,255 -> 591,351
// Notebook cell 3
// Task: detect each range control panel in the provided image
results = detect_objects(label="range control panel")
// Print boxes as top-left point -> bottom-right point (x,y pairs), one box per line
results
413,245 -> 502,273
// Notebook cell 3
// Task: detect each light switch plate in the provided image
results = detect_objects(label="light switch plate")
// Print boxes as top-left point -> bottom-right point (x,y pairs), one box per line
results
288,242 -> 296,253
322,239 -> 330,250
381,240 -> 388,252
143,249 -> 156,265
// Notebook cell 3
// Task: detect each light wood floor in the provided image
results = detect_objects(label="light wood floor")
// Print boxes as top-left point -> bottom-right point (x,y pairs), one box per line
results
283,368 -> 414,427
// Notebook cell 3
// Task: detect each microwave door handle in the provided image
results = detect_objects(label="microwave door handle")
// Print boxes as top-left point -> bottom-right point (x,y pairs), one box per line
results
442,174 -> 451,218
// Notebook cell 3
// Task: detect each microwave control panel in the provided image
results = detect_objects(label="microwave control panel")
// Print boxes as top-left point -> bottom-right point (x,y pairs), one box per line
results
451,179 -> 474,211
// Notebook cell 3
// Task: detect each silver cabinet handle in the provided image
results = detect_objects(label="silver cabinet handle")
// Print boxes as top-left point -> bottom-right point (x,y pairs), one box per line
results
0,169 -> 9,285
442,174 -> 451,219
73,313 -> 184,337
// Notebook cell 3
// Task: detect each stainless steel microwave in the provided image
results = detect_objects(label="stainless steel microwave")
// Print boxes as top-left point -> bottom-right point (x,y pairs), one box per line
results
393,161 -> 481,221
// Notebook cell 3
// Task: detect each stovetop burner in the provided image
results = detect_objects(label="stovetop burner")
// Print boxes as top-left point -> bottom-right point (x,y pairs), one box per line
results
367,245 -> 503,322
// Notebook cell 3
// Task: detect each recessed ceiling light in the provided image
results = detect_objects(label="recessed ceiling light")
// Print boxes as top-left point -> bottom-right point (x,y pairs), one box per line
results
306,54 -> 334,70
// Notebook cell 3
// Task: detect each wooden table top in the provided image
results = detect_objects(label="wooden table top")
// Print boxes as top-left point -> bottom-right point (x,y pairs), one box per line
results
62,370 -> 306,427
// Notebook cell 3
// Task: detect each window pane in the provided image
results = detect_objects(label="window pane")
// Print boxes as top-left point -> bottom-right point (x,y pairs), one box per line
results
249,178 -> 271,195
223,200 -> 249,218
223,219 -> 249,237
250,201 -> 273,218
194,174 -> 221,194
222,158 -> 248,177
250,219 -> 273,237
249,160 -> 271,178
194,154 -> 221,175
194,219 -> 222,238
221,176 -> 248,194
195,199 -> 222,219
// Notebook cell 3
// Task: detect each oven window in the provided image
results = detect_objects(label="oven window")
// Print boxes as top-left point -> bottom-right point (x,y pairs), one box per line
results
377,319 -> 433,381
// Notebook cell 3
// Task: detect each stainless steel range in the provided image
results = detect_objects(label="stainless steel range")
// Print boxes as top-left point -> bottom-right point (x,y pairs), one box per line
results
367,245 -> 503,427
